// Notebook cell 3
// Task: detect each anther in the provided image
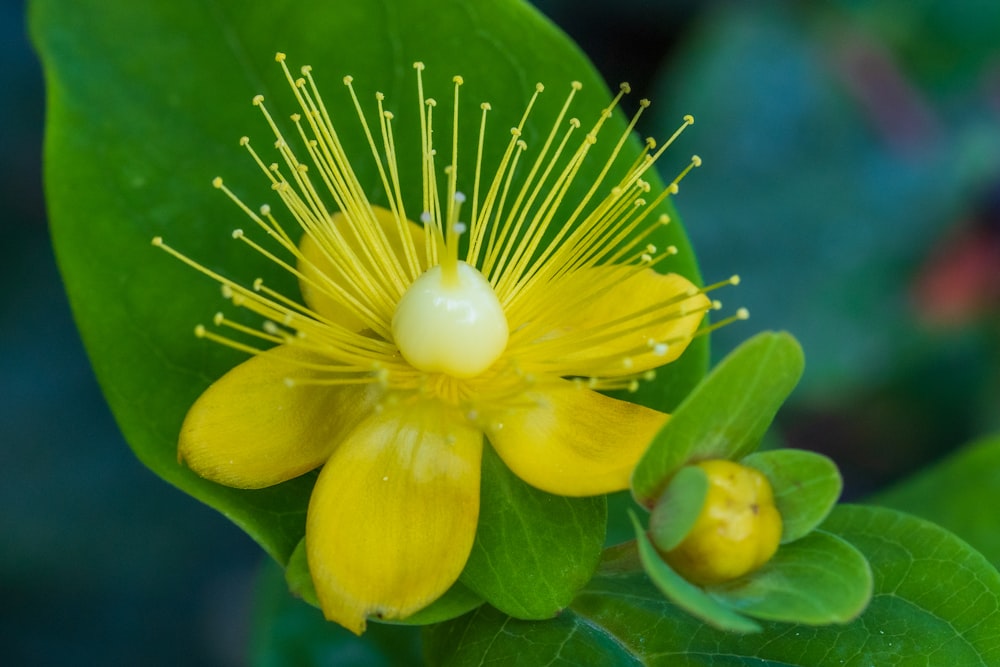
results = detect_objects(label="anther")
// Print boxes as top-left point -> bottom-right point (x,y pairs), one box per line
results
275,52 -> 286,62
737,308 -> 750,320
239,136 -> 249,146
730,275 -> 741,285
151,236 -> 163,246
301,65 -> 312,75
252,94 -> 264,106
253,278 -> 264,291
692,155 -> 703,167
537,83 -> 547,92
413,61 -> 425,70
425,98 -> 437,107
639,99 -> 651,108
343,75 -> 353,84
212,177 -> 223,188
619,82 -> 631,94
684,114 -> 695,125
213,312 -> 224,326
194,324 -> 206,338
569,82 -> 581,91
259,204 -> 271,216
481,102 -> 492,111
659,214 -> 671,225
232,229 -> 244,239
453,75 -> 464,85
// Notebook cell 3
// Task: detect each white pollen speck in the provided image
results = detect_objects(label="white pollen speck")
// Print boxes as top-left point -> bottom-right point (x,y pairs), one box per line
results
382,476 -> 389,482
454,191 -> 466,203
453,222 -> 468,234
420,211 -> 432,224
653,343 -> 668,356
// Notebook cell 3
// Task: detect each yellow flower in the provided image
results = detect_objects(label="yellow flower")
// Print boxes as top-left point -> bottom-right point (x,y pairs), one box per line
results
154,53 -> 740,634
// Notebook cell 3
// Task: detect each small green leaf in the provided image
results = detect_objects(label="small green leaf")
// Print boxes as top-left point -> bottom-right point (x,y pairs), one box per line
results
427,505 -> 1000,665
708,531 -> 872,625
647,464 -> 708,551
743,449 -> 842,543
284,537 -> 483,626
633,331 -> 804,505
631,511 -> 761,633
460,446 -> 605,619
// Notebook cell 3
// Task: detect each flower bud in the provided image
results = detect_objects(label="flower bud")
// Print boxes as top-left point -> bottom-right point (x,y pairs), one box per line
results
658,459 -> 782,586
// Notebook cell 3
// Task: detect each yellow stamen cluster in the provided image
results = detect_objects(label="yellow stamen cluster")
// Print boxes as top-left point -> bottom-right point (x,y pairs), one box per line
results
153,53 -> 744,414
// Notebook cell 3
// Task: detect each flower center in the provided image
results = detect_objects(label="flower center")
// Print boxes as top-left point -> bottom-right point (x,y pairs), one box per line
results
392,261 -> 509,378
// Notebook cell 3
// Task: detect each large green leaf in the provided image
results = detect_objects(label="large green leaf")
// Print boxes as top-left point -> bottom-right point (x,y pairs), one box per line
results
460,446 -> 605,619
30,0 -> 705,566
425,505 -> 1000,665
632,331 -> 804,505
875,434 -> 1000,566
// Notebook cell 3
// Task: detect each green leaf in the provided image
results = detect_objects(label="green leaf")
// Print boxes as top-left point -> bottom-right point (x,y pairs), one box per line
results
875,434 -> 1000,566
460,446 -> 605,619
632,331 -> 804,505
647,464 -> 708,551
742,449 -> 842,543
30,0 -> 705,568
632,511 -> 761,633
708,531 -> 871,625
426,505 -> 1000,665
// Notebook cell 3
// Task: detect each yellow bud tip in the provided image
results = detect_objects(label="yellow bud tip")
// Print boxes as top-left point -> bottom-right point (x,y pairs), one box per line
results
684,114 -> 695,125
274,52 -> 286,62
692,155 -> 703,167
212,177 -> 223,188
737,308 -> 750,320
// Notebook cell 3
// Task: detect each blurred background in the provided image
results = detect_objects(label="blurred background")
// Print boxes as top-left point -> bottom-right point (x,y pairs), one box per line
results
4,0 -> 999,664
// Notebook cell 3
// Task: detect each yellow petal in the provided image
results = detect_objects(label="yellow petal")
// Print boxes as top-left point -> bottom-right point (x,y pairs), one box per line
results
307,399 -> 482,635
298,206 -> 426,329
512,266 -> 710,377
485,380 -> 667,497
179,345 -> 379,489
